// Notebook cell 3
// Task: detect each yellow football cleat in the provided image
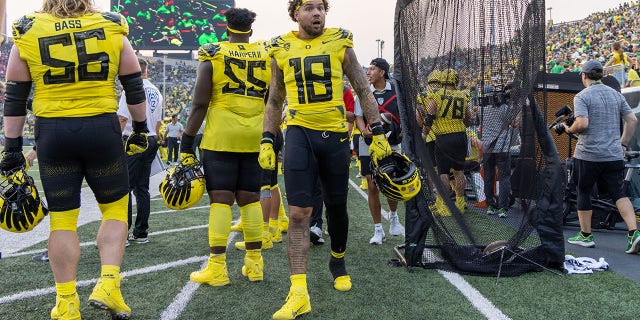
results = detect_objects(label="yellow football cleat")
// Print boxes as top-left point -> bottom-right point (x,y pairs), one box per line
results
235,231 -> 274,250
189,255 -> 230,286
333,275 -> 352,292
271,227 -> 283,243
278,212 -> 289,233
241,251 -> 264,282
359,178 -> 368,190
88,276 -> 131,320
272,287 -> 312,320
51,293 -> 81,320
230,220 -> 243,232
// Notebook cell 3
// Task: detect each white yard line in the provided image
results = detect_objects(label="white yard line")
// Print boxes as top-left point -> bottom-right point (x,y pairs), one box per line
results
349,178 -> 510,320
159,231 -> 239,320
0,256 -> 208,305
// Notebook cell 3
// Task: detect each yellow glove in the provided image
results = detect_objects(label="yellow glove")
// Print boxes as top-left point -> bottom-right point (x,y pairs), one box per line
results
369,134 -> 392,160
180,152 -> 197,166
258,142 -> 276,170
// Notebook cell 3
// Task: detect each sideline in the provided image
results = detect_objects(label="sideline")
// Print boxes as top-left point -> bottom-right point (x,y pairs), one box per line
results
0,172 -> 168,254
347,178 -> 510,320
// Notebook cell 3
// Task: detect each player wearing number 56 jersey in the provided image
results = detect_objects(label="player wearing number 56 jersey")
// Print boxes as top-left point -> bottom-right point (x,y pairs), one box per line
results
3,1 -> 149,319
422,68 -> 471,214
180,8 -> 270,288
261,1 -> 392,319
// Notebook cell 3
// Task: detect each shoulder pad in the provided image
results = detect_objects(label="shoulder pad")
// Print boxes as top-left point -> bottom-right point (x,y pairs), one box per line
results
336,28 -> 353,41
101,12 -> 122,25
198,43 -> 221,61
12,15 -> 35,38
269,36 -> 287,49
319,28 -> 353,46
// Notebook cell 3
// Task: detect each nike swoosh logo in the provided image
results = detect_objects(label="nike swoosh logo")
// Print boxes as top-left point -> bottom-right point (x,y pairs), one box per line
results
340,137 -> 348,142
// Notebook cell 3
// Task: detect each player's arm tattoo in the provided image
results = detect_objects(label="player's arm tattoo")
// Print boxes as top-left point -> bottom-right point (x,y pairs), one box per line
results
264,57 -> 285,134
186,61 -> 212,136
343,48 -> 381,124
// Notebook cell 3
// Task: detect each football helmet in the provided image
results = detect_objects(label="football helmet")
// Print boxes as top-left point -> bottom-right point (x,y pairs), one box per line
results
427,70 -> 441,85
440,68 -> 458,86
160,159 -> 205,210
370,151 -> 421,201
0,169 -> 48,233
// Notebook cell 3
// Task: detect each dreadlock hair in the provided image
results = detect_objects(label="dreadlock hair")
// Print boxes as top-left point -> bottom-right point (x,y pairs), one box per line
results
225,8 -> 256,33
287,0 -> 330,22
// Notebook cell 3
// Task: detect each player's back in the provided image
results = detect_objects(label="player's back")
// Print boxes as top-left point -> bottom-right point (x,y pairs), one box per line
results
431,87 -> 468,135
198,41 -> 271,153
12,12 -> 129,118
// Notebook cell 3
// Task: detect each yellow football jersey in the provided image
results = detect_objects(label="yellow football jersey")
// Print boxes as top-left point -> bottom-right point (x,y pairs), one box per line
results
12,12 -> 128,117
430,88 -> 468,135
268,28 -> 352,132
198,41 -> 270,152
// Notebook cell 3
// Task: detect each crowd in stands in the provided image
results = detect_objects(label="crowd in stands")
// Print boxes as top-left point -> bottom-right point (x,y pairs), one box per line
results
2,1 -> 640,136
546,1 -> 640,87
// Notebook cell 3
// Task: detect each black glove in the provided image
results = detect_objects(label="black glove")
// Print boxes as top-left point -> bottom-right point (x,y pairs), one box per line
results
0,137 -> 26,174
125,120 -> 149,155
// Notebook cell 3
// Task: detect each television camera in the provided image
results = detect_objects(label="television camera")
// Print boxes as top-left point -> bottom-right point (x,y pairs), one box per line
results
549,105 -> 575,135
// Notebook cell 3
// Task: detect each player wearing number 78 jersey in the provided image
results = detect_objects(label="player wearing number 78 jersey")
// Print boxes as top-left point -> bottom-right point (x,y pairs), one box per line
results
422,68 -> 471,214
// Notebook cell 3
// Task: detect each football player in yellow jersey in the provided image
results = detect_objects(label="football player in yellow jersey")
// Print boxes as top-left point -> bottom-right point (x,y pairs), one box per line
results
422,68 -> 471,214
1,0 -> 148,319
179,8 -> 270,287
259,1 -> 392,319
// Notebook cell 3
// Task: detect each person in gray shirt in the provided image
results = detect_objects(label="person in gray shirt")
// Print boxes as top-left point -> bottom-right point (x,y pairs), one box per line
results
480,85 -> 519,218
563,60 -> 640,253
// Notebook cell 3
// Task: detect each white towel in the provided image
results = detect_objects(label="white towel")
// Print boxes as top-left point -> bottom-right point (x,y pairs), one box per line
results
563,255 -> 609,275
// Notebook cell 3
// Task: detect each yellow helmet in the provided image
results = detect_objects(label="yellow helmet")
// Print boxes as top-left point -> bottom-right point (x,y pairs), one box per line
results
0,169 -> 48,233
370,151 -> 421,202
440,68 -> 458,86
427,70 -> 441,85
160,157 -> 205,210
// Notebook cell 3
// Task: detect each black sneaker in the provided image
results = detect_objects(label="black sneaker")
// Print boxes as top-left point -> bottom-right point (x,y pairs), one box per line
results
128,234 -> 149,244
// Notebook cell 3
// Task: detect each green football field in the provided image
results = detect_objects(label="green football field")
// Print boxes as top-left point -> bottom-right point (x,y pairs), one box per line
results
1,162 -> 640,320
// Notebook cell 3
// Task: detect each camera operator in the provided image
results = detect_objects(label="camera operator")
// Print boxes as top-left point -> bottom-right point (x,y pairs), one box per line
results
563,60 -> 640,253
479,85 -> 519,218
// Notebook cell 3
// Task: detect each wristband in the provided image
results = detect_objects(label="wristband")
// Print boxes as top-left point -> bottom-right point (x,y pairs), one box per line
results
261,132 -> 275,144
4,137 -> 23,152
132,120 -> 149,133
622,143 -> 628,149
370,122 -> 385,136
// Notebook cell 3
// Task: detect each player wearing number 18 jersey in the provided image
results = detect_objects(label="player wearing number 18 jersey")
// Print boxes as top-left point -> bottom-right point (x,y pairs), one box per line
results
260,1 -> 392,319
4,0 -> 149,319
180,8 -> 270,287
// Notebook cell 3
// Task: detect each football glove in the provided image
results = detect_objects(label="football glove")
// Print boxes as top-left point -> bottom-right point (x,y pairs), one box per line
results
258,132 -> 277,170
368,122 -> 392,161
125,120 -> 149,155
0,137 -> 27,175
180,152 -> 198,166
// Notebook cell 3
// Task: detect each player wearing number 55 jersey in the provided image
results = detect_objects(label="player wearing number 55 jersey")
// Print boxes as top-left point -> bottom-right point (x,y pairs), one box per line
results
3,0 -> 149,319
261,1 -> 392,319
422,68 -> 471,215
180,8 -> 270,288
